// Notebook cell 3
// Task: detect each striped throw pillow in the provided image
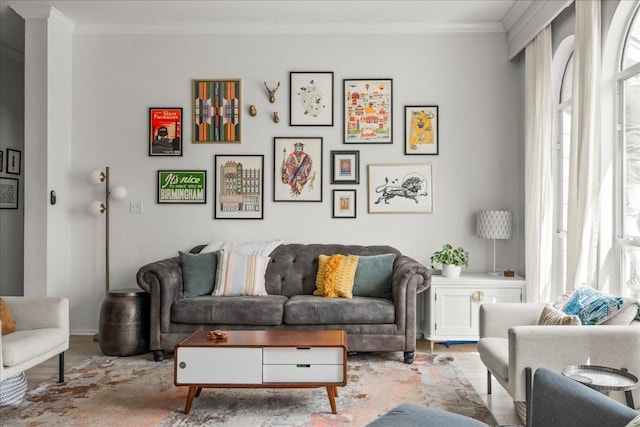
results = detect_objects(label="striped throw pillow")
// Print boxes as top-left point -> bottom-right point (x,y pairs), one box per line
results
538,304 -> 581,325
314,254 -> 359,299
213,251 -> 270,296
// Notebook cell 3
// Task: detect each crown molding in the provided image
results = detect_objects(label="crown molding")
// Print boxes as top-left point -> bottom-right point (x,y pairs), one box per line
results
72,21 -> 506,35
504,0 -> 572,60
10,5 -> 75,33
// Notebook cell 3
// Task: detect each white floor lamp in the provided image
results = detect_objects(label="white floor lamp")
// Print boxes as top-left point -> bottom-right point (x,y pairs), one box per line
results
476,210 -> 513,275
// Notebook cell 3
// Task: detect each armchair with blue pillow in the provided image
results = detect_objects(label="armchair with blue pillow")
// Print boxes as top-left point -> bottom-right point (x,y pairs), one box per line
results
477,286 -> 640,424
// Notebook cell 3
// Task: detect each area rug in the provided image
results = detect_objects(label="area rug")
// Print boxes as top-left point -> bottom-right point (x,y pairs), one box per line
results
1,352 -> 497,426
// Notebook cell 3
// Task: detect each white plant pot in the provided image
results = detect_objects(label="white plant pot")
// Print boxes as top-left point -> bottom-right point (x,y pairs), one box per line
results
442,264 -> 461,278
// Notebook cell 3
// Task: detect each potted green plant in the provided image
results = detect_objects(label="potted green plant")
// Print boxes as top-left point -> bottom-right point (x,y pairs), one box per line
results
430,244 -> 469,278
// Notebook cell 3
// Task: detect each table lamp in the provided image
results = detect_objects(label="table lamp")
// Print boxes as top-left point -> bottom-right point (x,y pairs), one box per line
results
476,210 -> 513,275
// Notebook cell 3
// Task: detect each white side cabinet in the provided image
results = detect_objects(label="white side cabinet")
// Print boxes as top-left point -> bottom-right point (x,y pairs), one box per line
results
423,273 -> 526,352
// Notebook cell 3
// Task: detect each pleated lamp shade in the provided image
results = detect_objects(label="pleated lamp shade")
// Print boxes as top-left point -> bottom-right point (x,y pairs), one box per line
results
476,210 -> 513,240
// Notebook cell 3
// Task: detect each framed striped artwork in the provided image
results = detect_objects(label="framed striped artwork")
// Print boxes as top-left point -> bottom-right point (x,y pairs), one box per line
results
193,79 -> 241,143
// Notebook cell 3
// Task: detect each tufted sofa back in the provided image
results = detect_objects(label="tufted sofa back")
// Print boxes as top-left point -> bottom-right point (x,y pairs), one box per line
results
264,244 -> 400,297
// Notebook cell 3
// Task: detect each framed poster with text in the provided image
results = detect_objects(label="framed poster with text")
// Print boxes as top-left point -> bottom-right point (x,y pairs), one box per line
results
157,170 -> 206,204
149,108 -> 182,156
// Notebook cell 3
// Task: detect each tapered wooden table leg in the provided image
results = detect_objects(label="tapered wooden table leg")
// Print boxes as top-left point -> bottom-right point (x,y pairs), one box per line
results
195,386 -> 203,397
326,386 -> 337,414
184,385 -> 197,414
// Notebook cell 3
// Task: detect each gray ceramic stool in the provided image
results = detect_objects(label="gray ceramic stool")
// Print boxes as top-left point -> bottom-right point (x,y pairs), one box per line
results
99,288 -> 150,356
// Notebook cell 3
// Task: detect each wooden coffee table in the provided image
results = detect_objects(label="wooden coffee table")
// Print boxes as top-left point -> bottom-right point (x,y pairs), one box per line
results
174,330 -> 348,414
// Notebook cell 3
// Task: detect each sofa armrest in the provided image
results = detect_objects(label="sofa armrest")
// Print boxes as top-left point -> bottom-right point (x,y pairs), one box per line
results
136,256 -> 183,350
479,303 -> 545,339
1,296 -> 69,335
508,324 -> 640,405
391,255 -> 430,351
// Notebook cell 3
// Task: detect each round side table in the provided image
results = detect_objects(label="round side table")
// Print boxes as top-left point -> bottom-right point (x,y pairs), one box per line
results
562,365 -> 639,408
99,288 -> 150,357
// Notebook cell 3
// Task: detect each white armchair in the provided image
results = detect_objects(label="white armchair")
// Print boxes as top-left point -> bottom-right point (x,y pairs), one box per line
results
0,296 -> 69,383
478,303 -> 640,409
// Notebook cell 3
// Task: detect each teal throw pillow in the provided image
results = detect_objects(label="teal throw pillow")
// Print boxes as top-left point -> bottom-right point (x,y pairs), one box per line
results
180,250 -> 219,298
562,285 -> 624,325
352,253 -> 396,299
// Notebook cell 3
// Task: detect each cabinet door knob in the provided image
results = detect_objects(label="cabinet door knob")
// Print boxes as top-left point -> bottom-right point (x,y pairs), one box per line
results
179,361 -> 186,369
478,291 -> 485,301
472,291 -> 480,302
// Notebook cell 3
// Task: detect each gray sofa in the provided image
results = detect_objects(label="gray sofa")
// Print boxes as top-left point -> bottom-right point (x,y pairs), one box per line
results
136,243 -> 431,363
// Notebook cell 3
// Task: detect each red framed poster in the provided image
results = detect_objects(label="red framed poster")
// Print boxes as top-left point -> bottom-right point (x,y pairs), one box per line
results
149,107 -> 182,156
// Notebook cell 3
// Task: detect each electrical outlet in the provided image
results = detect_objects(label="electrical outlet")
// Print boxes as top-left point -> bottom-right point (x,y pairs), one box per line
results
130,201 -> 143,213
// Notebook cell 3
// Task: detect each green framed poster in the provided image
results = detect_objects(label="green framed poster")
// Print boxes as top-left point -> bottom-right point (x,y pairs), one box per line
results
157,170 -> 206,204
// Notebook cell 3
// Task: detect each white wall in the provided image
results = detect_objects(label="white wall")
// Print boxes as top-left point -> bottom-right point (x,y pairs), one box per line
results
0,44 -> 24,295
65,30 -> 523,333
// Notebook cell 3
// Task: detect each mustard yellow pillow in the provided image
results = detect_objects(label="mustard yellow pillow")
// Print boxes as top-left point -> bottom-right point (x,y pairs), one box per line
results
0,298 -> 17,335
314,254 -> 359,298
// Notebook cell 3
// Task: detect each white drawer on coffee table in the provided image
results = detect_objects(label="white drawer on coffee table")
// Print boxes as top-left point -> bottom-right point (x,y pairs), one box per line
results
176,347 -> 262,384
263,364 -> 344,383
263,347 -> 343,364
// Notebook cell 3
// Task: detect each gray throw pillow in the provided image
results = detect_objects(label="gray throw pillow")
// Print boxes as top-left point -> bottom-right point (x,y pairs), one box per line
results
352,253 -> 396,299
180,250 -> 218,298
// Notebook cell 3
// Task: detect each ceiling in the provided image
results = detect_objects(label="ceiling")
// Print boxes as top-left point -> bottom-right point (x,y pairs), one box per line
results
0,0 -> 530,53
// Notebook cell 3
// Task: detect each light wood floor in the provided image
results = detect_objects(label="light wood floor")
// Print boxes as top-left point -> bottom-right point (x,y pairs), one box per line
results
24,336 -> 521,426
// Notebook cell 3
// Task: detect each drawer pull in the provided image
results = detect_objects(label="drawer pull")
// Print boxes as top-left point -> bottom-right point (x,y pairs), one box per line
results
296,364 -> 311,368
296,347 -> 311,350
179,362 -> 186,369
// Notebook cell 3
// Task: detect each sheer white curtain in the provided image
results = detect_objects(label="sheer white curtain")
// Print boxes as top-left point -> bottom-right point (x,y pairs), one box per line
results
566,0 -> 601,290
525,25 -> 554,303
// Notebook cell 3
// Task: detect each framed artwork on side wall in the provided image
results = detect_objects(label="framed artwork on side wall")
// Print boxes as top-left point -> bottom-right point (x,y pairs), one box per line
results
6,149 -> 21,175
0,177 -> 19,209
149,108 -> 182,156
368,163 -> 433,214
0,151 -> 3,172
343,78 -> 392,144
214,155 -> 264,219
405,105 -> 439,155
193,79 -> 241,143
273,137 -> 323,202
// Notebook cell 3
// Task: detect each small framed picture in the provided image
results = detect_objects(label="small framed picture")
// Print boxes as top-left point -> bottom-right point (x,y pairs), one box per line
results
193,79 -> 241,143
149,108 -> 182,156
330,150 -> 359,184
0,177 -> 19,209
333,189 -> 356,218
6,149 -> 21,175
157,170 -> 206,204
289,71 -> 334,126
273,137 -> 323,202
343,78 -> 392,144
405,105 -> 439,155
368,163 -> 434,214
214,155 -> 264,219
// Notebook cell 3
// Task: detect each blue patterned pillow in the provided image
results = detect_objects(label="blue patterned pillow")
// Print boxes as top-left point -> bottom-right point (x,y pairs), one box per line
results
563,286 -> 624,325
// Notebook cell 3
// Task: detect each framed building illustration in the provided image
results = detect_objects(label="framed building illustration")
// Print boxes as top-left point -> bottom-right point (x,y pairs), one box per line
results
214,155 -> 264,219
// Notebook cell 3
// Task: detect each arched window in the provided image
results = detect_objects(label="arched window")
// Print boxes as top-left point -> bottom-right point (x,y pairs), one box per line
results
618,5 -> 640,299
552,36 -> 574,297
